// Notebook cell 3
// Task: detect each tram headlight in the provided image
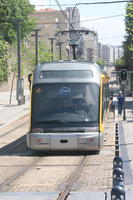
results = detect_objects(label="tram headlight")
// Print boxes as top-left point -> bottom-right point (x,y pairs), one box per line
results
88,138 -> 94,142
31,128 -> 43,133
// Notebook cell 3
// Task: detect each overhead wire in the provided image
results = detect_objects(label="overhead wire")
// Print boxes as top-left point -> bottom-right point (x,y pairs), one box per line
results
33,0 -> 133,7
36,14 -> 124,25
80,14 -> 124,23
54,0 -> 74,29
54,0 -> 68,20
32,0 -> 129,45
98,35 -> 124,41
72,1 -> 133,20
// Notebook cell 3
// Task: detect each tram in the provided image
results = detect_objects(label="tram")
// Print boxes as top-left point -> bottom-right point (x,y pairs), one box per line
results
26,60 -> 109,152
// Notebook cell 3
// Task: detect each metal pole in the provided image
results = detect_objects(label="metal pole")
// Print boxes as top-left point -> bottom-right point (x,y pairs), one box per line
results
35,30 -> 39,67
56,42 -> 63,60
17,20 -> 21,80
122,83 -> 126,121
48,38 -> 56,61
51,39 -> 54,61
16,19 -> 21,105
59,43 -> 62,60
71,44 -> 76,60
31,29 -> 41,67
67,50 -> 69,59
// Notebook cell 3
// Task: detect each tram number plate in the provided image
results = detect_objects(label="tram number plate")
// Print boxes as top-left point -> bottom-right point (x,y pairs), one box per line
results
60,140 -> 68,143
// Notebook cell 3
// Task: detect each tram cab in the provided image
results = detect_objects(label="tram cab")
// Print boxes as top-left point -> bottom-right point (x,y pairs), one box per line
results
27,60 -> 109,152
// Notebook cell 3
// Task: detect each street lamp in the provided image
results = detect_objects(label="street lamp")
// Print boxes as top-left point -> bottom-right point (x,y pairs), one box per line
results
14,19 -> 24,105
31,29 -> 41,67
56,42 -> 63,60
48,37 -> 56,61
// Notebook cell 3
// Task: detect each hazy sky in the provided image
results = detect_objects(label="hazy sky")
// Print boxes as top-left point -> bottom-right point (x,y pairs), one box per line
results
29,0 -> 127,46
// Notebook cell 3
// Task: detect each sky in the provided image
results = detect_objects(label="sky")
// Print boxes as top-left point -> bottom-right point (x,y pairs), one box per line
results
29,0 -> 128,46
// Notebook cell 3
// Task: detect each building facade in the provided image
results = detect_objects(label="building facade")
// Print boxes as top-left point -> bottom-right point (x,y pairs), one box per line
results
30,7 -> 98,61
31,8 -> 68,59
98,43 -> 124,64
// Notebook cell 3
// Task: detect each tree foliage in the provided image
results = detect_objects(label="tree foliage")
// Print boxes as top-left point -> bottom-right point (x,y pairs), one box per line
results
0,0 -> 36,81
0,37 -> 8,81
115,57 -> 125,66
12,42 -> 54,74
0,0 -> 36,44
124,2 -> 133,67
96,59 -> 105,67
38,43 -> 54,64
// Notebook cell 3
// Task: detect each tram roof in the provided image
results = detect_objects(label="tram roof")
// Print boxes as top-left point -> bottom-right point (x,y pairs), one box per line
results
33,60 -> 101,84
36,60 -> 100,71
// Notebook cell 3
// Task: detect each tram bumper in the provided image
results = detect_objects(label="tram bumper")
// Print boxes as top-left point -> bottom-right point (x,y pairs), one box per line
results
26,132 -> 104,151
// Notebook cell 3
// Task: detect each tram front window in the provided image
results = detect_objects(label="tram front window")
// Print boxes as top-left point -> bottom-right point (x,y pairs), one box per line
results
32,83 -> 99,127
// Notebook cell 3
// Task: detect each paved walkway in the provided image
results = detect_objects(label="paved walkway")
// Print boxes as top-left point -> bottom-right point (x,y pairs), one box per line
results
0,90 -> 30,128
113,96 -> 133,195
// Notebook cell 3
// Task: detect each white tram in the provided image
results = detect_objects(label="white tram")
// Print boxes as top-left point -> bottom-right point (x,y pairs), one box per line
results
27,60 -> 109,152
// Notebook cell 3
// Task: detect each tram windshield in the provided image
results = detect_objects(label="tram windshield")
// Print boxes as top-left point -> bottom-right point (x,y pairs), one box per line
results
31,83 -> 99,127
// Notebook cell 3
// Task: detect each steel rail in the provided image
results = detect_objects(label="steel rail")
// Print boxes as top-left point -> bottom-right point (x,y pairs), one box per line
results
0,122 -> 28,138
0,157 -> 42,192
0,135 -> 26,155
0,114 -> 28,154
56,156 -> 87,200
0,114 -> 29,138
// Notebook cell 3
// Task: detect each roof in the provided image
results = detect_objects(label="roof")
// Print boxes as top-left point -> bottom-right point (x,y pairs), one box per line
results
33,61 -> 101,85
35,8 -> 58,13
38,61 -> 99,71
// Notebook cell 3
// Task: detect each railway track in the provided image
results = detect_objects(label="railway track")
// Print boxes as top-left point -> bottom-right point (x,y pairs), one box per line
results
0,115 -> 88,194
0,122 -> 28,138
0,109 -> 116,194
0,135 -> 26,155
0,114 -> 29,138
0,152 -> 87,195
0,117 -> 88,194
0,114 -> 29,152
0,156 -> 42,192
57,156 -> 87,200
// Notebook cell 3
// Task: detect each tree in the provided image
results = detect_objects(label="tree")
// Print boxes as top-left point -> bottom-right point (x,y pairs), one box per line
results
0,37 -> 8,81
11,42 -> 54,74
38,43 -> 55,64
0,0 -> 36,44
124,2 -> 133,68
115,57 -> 125,66
0,0 -> 36,82
96,59 -> 105,67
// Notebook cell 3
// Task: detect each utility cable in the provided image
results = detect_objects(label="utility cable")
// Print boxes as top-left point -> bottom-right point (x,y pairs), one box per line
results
98,35 -> 124,41
54,0 -> 74,29
80,14 -> 124,23
54,0 -> 68,20
34,0 -> 133,7
72,0 -> 133,20
37,14 -> 124,25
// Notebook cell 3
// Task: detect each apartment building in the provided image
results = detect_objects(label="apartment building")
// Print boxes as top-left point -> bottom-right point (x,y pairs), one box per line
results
84,30 -> 98,61
98,43 -> 123,64
31,8 -> 68,59
30,7 -> 82,59
114,46 -> 124,62
30,7 -> 99,61
102,45 -> 114,63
